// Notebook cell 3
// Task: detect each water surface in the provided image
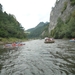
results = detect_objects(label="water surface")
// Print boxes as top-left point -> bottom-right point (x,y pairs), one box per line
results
0,39 -> 75,75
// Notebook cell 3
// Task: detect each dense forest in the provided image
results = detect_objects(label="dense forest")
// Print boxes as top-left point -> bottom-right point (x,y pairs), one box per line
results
0,5 -> 26,39
50,0 -> 75,39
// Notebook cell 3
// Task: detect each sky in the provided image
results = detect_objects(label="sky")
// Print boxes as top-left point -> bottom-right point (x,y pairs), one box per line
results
0,0 -> 56,30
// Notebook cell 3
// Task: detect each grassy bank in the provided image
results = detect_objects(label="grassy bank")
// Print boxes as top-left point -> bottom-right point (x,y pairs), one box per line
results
0,38 -> 28,45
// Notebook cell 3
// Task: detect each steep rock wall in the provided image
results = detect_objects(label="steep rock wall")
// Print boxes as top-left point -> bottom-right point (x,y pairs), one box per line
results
49,0 -> 75,32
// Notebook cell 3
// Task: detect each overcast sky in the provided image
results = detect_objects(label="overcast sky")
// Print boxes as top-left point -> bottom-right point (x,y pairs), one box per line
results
0,0 -> 56,30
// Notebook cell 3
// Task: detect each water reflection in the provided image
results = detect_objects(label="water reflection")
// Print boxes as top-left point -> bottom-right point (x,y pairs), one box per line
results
0,39 -> 75,75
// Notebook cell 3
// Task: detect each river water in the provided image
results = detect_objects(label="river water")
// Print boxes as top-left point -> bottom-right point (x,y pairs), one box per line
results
0,39 -> 75,75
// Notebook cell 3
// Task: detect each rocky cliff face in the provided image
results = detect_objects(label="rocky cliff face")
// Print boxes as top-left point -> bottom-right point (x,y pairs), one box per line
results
49,0 -> 75,32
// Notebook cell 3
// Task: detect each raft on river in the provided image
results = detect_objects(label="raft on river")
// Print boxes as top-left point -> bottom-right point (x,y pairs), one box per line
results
69,38 -> 75,42
44,37 -> 55,43
3,42 -> 25,48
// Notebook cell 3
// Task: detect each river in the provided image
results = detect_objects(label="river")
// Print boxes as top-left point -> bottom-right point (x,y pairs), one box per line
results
0,39 -> 75,75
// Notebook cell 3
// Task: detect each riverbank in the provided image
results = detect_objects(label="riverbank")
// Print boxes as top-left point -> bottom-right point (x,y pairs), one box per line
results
0,38 -> 28,45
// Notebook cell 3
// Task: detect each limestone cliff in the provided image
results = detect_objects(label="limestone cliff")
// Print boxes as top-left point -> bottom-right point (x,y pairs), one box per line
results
49,0 -> 75,33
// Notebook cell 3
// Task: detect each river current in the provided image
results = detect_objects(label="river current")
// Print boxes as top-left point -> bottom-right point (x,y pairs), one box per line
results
0,39 -> 75,75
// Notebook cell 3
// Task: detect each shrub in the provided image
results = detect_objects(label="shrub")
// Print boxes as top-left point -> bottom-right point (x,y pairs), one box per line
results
61,2 -> 67,14
70,0 -> 75,6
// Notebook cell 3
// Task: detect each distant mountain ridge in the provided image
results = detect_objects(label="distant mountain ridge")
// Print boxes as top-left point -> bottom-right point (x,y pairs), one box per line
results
27,22 -> 49,39
27,22 -> 47,32
35,22 -> 45,28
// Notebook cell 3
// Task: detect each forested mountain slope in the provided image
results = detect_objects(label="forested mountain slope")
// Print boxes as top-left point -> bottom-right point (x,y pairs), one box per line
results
27,22 -> 49,39
0,4 -> 26,39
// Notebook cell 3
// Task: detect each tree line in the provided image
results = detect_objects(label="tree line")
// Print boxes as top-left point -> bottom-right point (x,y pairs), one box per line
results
0,10 -> 26,39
